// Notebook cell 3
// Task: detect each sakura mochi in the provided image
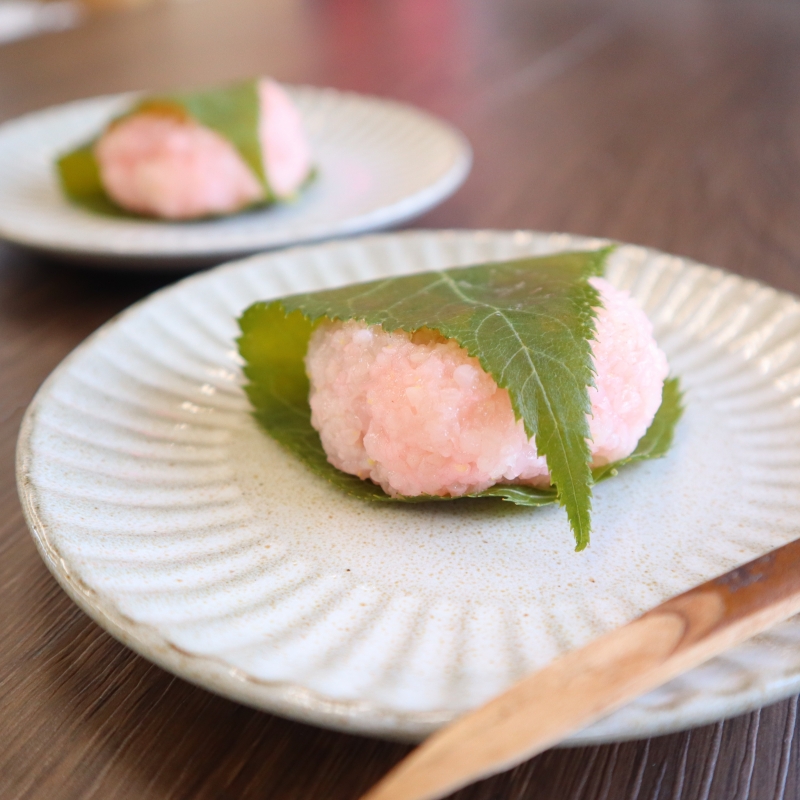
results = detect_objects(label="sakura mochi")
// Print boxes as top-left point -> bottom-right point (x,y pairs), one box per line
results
58,78 -> 313,220
238,248 -> 682,549
305,278 -> 669,499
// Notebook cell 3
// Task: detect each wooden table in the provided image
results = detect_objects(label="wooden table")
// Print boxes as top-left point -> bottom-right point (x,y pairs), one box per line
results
2,0 -> 800,797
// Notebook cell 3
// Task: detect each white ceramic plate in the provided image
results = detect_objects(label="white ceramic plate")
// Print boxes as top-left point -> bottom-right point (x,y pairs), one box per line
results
17,230 -> 800,743
0,89 -> 471,267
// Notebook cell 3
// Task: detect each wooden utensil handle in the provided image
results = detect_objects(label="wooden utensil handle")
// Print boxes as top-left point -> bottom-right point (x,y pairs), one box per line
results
362,539 -> 800,800
659,539 -> 800,642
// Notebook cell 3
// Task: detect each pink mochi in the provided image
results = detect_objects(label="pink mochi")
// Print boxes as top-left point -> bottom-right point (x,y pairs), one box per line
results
305,277 -> 669,498
94,79 -> 312,220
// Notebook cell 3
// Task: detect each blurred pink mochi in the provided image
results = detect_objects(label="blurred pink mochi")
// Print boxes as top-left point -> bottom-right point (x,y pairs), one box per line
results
94,79 -> 312,220
305,277 -> 669,498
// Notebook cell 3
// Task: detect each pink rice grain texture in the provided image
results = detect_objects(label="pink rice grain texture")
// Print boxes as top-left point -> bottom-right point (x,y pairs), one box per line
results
305,277 -> 669,498
94,79 -> 312,220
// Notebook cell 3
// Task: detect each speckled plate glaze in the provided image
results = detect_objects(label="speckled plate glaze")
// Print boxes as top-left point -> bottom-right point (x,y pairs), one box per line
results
17,230 -> 800,743
0,88 -> 470,267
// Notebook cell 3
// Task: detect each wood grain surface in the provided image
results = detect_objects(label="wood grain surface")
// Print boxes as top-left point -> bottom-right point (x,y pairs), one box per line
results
2,1 -> 800,798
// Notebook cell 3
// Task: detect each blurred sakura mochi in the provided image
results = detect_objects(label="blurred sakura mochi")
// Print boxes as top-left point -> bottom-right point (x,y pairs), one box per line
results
92,79 -> 312,220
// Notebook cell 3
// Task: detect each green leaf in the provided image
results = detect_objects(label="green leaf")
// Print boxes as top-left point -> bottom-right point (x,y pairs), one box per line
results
238,249 -> 682,549
472,484 -> 558,505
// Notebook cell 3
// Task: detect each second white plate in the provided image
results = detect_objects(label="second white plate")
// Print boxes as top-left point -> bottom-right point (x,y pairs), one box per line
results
0,88 -> 471,267
17,230 -> 800,742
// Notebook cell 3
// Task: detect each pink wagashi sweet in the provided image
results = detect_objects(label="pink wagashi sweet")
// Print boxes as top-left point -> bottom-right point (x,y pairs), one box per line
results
94,79 -> 312,220
305,277 -> 669,498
